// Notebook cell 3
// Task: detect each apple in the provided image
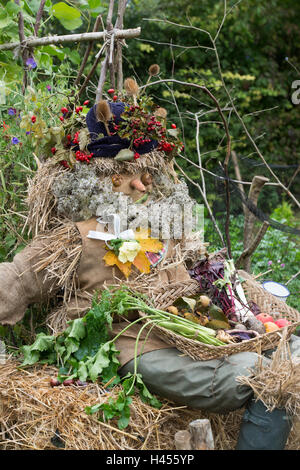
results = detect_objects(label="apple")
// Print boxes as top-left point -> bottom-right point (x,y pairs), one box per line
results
274,318 -> 291,328
256,313 -> 275,324
264,322 -> 280,333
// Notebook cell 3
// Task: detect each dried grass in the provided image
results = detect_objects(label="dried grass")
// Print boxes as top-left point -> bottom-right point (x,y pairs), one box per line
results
237,329 -> 300,416
33,222 -> 82,304
1,358 -> 299,450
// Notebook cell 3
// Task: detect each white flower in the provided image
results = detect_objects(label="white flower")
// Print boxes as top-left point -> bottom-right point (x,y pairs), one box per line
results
118,241 -> 141,263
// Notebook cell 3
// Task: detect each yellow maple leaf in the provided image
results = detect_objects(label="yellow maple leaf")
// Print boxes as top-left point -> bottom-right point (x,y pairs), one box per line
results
138,238 -> 163,253
135,228 -> 163,253
103,250 -> 132,278
103,251 -> 118,266
132,251 -> 151,274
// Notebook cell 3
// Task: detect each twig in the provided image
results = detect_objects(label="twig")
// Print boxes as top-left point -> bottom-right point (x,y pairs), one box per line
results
115,0 -> 127,91
96,55 -> 109,101
15,0 -> 28,94
74,15 -> 102,88
174,160 -> 225,247
286,270 -> 300,286
34,0 -> 46,36
231,150 -> 246,215
236,221 -> 269,269
77,42 -> 107,98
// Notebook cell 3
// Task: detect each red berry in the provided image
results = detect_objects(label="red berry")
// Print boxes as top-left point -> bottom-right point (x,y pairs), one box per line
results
51,147 -> 57,154
59,116 -> 64,121
61,107 -> 68,114
113,95 -> 118,102
171,123 -> 177,129
134,152 -> 140,160
31,116 -> 36,123
67,134 -> 71,140
108,88 -> 115,94
83,100 -> 90,105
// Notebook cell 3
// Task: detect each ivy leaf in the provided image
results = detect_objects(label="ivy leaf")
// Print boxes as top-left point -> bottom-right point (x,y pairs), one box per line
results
52,2 -> 82,31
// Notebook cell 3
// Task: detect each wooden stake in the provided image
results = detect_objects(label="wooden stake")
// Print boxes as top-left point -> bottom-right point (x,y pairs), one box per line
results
174,430 -> 192,450
188,419 -> 214,450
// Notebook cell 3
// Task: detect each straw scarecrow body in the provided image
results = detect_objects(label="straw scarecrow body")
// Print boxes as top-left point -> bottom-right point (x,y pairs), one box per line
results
1,97 -> 300,450
0,101 -> 195,367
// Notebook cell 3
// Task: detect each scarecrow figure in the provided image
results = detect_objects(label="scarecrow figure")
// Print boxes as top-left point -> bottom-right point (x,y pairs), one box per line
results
0,86 -> 299,450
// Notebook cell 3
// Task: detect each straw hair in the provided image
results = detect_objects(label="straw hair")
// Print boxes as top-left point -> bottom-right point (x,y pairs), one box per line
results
32,221 -> 82,303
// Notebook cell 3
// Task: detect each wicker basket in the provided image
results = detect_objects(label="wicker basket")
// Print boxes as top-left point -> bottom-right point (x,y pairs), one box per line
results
139,278 -> 300,361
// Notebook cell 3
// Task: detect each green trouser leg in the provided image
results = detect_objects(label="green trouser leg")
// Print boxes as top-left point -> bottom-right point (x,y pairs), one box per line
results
236,399 -> 293,450
120,347 -> 269,413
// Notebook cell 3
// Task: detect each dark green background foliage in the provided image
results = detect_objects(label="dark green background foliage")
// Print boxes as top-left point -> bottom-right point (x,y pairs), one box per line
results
0,0 -> 299,343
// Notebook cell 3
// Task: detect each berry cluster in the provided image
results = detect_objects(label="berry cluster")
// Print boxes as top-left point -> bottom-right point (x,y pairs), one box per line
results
117,102 -> 183,159
75,150 -> 94,163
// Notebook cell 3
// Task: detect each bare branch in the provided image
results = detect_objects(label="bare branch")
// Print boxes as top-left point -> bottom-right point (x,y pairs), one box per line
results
74,15 -> 102,88
34,0 -> 46,36
0,28 -> 141,51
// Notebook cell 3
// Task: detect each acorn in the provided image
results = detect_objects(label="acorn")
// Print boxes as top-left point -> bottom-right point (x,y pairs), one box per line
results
111,174 -> 123,187
141,173 -> 153,186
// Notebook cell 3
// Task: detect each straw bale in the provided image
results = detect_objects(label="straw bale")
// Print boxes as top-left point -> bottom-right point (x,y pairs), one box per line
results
0,358 -> 299,450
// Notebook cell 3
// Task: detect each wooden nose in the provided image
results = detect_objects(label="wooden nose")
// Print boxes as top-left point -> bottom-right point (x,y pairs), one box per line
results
130,178 -> 146,192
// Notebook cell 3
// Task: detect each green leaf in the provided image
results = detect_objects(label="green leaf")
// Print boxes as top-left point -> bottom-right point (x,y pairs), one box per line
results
0,9 -> 13,28
40,45 -> 65,61
135,374 -> 162,408
21,333 -> 56,366
167,128 -> 180,138
21,346 -> 40,366
114,149 -> 134,161
52,2 -> 82,31
5,1 -> 21,16
88,0 -> 101,8
87,341 -> 113,382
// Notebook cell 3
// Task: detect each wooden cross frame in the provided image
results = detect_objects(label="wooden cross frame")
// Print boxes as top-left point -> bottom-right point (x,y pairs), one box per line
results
2,0 -> 140,98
